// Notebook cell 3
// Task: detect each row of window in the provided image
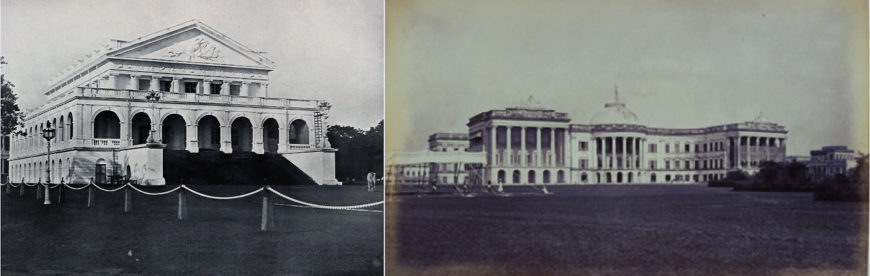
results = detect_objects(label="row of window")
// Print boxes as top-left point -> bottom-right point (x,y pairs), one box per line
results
496,169 -> 566,184
579,137 -> 782,154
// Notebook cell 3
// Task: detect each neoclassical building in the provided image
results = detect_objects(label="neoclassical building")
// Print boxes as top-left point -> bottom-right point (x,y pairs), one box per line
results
8,20 -> 339,185
468,94 -> 788,185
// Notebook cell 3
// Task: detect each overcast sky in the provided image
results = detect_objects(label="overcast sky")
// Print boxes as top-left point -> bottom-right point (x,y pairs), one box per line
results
387,0 -> 868,156
1,0 -> 384,130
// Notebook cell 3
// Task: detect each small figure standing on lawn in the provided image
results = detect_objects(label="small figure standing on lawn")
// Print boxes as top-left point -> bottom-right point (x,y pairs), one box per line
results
366,172 -> 376,192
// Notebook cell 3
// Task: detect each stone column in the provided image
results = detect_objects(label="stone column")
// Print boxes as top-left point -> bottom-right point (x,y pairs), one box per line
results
128,75 -> 138,90
241,82 -> 249,97
150,77 -> 159,91
536,128 -> 542,167
187,123 -> 199,153
277,125 -> 287,153
549,128 -> 554,166
506,127 -> 512,166
219,124 -> 232,153
490,126 -> 496,167
172,77 -> 181,93
520,127 -> 526,166
221,82 -> 230,96
203,80 -> 211,95
263,83 -> 269,97
252,126 -> 264,154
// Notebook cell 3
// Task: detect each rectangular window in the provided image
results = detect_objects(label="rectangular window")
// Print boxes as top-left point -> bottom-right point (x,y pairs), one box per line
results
138,79 -> 151,91
184,82 -> 198,93
665,144 -> 670,153
685,160 -> 690,170
580,141 -> 588,151
649,160 -> 656,170
684,144 -> 690,152
580,159 -> 587,169
703,144 -> 708,152
675,161 -> 680,169
159,80 -> 172,92
674,143 -> 679,153
694,145 -> 699,153
665,161 -> 670,170
210,83 -> 222,94
230,84 -> 241,96
649,144 -> 656,153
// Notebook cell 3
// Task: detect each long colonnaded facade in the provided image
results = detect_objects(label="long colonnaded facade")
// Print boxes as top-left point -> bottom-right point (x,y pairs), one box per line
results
7,20 -> 339,185
468,92 -> 788,185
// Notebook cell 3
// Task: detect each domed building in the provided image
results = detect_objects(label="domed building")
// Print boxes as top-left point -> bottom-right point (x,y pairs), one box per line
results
466,88 -> 788,185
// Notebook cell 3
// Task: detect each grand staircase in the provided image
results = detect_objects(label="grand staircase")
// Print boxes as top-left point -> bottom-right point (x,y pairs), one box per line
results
162,150 -> 317,185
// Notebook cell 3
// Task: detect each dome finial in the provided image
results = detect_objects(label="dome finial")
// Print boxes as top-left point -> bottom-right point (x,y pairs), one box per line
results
614,84 -> 619,103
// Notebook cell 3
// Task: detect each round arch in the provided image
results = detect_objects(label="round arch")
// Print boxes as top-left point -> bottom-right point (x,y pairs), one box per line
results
262,118 -> 279,153
197,115 -> 222,151
528,170 -> 536,184
93,110 -> 121,139
231,117 -> 253,152
161,114 -> 187,150
542,170 -> 550,184
288,119 -> 309,144
497,170 -> 506,184
130,112 -> 152,145
512,170 -> 521,184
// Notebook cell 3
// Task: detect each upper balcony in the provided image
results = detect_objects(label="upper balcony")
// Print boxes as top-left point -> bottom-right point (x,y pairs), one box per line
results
44,87 -> 321,112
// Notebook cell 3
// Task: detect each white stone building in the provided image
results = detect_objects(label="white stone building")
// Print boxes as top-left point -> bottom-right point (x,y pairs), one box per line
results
468,93 -> 788,185
7,20 -> 339,185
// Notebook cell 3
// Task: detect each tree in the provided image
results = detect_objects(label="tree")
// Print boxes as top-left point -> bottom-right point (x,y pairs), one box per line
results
326,120 -> 385,184
1,57 -> 23,136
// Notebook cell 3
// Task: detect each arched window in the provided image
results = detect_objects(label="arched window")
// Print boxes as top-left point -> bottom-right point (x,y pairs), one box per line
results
528,170 -> 536,184
131,113 -> 151,145
288,119 -> 309,144
93,111 -> 121,139
262,118 -> 279,153
627,172 -> 632,183
651,173 -> 657,183
512,170 -> 521,184
542,170 -> 550,184
58,116 -> 64,142
617,172 -> 623,183
162,114 -> 187,150
68,113 -> 74,140
197,116 -> 221,151
606,172 -> 612,183
557,170 -> 565,183
581,173 -> 588,183
497,170 -> 506,184
231,117 -> 253,152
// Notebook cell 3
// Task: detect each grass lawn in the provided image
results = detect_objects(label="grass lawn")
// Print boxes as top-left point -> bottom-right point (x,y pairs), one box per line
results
387,184 -> 867,275
2,184 -> 384,275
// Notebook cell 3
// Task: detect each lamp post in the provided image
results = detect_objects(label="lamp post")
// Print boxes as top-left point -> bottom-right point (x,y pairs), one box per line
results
145,91 -> 161,143
41,122 -> 56,205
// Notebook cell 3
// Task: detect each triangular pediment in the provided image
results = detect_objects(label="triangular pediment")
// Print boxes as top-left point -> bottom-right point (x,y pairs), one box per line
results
112,26 -> 271,69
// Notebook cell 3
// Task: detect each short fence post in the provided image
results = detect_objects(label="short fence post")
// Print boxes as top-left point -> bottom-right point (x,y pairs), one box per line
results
177,187 -> 187,220
123,185 -> 131,214
260,186 -> 272,231
57,182 -> 64,204
19,182 -> 25,196
87,185 -> 94,208
36,181 -> 42,200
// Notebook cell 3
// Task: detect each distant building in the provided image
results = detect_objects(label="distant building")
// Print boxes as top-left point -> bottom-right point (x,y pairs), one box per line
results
386,133 -> 483,187
804,146 -> 858,181
467,90 -> 788,185
786,156 -> 811,163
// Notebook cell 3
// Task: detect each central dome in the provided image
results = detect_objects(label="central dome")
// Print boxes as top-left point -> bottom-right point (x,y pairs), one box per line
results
589,102 -> 640,125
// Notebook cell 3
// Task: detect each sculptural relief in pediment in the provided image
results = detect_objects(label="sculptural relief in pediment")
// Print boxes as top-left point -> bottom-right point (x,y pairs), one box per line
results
116,29 -> 267,68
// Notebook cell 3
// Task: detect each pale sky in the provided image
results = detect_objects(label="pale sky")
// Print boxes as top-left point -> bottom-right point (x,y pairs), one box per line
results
387,0 -> 869,156
1,0 -> 384,130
